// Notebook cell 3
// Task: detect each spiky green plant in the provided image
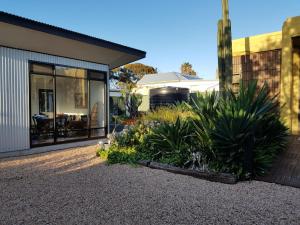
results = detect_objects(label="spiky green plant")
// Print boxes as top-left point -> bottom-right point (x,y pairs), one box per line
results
147,118 -> 192,166
190,81 -> 288,178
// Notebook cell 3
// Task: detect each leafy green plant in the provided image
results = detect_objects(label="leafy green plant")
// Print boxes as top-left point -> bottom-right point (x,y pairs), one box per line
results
96,148 -> 109,159
97,144 -> 150,165
113,122 -> 152,147
106,146 -> 137,164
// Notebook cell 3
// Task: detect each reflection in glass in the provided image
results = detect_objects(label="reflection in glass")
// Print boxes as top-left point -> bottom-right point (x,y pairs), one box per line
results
30,74 -> 54,144
55,66 -> 87,78
90,80 -> 106,137
39,89 -> 54,113
56,77 -> 89,141
31,63 -> 53,75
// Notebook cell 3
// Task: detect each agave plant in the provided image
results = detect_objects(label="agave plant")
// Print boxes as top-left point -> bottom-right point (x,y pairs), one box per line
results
189,91 -> 220,164
147,118 -> 193,166
190,81 -> 288,178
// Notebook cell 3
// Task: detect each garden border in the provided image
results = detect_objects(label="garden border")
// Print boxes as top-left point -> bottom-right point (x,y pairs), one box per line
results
138,160 -> 237,184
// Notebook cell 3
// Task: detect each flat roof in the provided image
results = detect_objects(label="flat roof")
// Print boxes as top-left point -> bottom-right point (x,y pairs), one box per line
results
0,11 -> 146,68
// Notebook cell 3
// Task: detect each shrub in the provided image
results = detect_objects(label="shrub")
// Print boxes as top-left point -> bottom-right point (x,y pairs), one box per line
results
97,145 -> 151,165
190,81 -> 288,178
106,146 -> 137,164
142,103 -> 196,124
113,122 -> 153,147
97,122 -> 154,165
96,148 -> 109,159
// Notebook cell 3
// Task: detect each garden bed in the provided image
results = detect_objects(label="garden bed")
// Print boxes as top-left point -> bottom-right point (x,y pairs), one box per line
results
102,82 -> 288,182
137,160 -> 237,184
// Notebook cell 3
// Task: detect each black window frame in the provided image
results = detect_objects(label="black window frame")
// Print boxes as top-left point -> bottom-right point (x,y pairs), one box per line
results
29,61 -> 108,148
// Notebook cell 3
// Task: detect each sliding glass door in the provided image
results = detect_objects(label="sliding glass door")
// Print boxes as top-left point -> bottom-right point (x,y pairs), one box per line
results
30,64 -> 55,145
30,62 -> 107,147
55,66 -> 89,142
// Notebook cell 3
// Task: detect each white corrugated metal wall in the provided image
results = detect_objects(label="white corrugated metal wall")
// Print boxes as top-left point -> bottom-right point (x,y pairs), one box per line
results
0,46 -> 109,153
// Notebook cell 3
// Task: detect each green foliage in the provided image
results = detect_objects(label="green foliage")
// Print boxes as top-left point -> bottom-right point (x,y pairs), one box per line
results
113,63 -> 157,81
147,118 -> 193,166
96,148 -> 109,159
114,122 -> 152,148
106,146 -> 137,164
110,68 -> 143,119
143,103 -> 196,123
97,145 -> 146,165
190,91 -> 220,164
127,94 -> 142,119
98,83 -> 287,180
124,63 -> 157,80
180,62 -> 197,76
190,81 -> 288,178
97,114 -> 194,166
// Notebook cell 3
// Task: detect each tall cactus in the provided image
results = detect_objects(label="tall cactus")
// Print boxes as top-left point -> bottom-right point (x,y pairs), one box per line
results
218,0 -> 233,92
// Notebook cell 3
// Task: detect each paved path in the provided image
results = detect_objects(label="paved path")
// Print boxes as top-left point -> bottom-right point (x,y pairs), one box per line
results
0,146 -> 299,225
259,136 -> 300,188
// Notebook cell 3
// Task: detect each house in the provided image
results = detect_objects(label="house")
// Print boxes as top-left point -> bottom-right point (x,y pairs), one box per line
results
0,11 -> 145,155
231,15 -> 300,135
135,72 -> 219,111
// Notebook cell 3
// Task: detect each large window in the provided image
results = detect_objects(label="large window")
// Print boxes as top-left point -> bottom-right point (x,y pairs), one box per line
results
30,73 -> 54,145
55,76 -> 89,141
30,62 -> 107,147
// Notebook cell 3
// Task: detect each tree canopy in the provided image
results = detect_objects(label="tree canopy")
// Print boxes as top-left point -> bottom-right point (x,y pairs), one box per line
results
180,62 -> 197,76
118,63 -> 157,80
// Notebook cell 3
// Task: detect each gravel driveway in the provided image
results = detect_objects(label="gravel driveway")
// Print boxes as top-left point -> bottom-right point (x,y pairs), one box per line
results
0,145 -> 299,225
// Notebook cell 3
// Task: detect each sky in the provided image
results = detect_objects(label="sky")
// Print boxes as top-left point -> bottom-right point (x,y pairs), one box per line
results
1,0 -> 300,79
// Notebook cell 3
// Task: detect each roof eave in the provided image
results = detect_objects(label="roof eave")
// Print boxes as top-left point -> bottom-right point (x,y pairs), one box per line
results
0,11 -> 146,61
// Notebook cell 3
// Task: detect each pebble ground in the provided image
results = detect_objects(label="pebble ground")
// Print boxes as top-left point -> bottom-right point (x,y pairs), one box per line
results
0,145 -> 299,225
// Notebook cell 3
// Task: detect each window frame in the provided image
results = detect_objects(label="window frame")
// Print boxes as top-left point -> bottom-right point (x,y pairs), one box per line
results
29,61 -> 108,148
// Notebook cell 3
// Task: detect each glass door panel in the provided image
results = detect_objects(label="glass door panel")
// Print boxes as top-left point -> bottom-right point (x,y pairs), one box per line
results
90,80 -> 106,137
30,74 -> 54,145
56,77 -> 89,142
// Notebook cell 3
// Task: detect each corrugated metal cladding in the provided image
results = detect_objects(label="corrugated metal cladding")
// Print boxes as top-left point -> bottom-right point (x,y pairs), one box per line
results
0,46 -> 109,153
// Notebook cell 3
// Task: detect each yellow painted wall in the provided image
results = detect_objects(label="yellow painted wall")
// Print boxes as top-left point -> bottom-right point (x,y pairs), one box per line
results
280,16 -> 300,135
291,49 -> 300,133
232,31 -> 282,56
